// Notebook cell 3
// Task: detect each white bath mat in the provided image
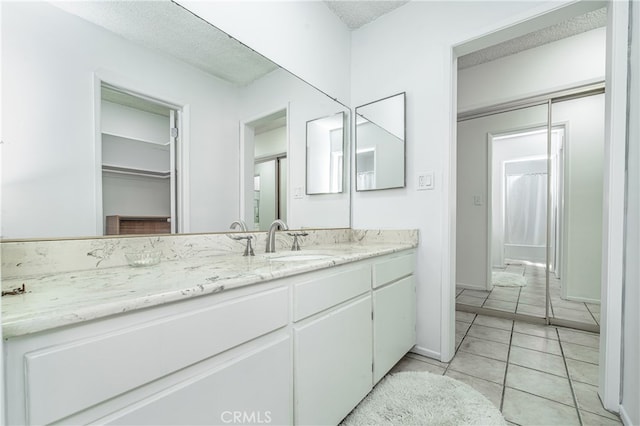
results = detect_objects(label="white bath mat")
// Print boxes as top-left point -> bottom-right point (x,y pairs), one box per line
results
492,271 -> 526,287
341,371 -> 506,426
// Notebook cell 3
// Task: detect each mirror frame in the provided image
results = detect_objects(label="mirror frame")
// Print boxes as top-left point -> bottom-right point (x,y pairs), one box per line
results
355,92 -> 406,192
305,111 -> 346,195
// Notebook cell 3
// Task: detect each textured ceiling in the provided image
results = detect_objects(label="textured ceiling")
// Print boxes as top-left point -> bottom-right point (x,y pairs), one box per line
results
53,1 -> 606,84
458,7 -> 607,69
52,1 -> 278,86
324,0 -> 410,30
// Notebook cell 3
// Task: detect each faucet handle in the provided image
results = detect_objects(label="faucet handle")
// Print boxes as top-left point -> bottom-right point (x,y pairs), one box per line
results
287,232 -> 308,251
233,235 -> 255,256
244,237 -> 255,257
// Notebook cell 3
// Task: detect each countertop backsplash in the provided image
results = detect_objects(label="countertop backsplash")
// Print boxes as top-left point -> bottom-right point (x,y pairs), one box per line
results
1,229 -> 418,282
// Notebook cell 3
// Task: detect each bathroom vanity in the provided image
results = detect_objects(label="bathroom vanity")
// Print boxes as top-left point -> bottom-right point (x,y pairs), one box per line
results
2,229 -> 417,425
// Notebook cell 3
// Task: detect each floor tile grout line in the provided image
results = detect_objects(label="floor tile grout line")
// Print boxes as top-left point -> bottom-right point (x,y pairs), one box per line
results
584,302 -> 601,326
456,347 -> 509,364
556,327 -> 584,426
444,312 -> 478,376
503,384 -> 590,411
513,274 -> 522,315
507,360 -> 570,380
499,320 -> 515,413
445,365 -> 504,387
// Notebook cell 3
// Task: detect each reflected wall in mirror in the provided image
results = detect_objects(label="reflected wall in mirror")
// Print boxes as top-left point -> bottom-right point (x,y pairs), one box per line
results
250,109 -> 288,231
306,112 -> 345,195
1,1 -> 350,240
355,92 -> 405,191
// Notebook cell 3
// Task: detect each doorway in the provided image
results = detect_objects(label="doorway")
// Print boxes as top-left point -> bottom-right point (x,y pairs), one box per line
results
254,155 -> 287,231
99,84 -> 182,235
241,108 -> 288,231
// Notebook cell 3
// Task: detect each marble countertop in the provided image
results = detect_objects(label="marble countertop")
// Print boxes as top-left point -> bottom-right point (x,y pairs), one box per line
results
2,241 -> 416,338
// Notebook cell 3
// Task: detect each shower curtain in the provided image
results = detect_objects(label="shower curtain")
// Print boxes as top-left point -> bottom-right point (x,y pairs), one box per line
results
505,172 -> 547,247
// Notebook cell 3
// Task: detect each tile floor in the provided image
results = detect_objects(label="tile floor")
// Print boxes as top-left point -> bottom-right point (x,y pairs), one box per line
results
456,262 -> 600,326
390,312 -> 621,425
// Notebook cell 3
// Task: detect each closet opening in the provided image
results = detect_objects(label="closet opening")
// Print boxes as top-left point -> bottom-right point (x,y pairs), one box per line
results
98,83 -> 183,235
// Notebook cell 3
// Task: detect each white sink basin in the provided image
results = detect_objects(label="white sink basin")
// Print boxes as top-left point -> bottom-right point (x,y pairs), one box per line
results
268,254 -> 333,262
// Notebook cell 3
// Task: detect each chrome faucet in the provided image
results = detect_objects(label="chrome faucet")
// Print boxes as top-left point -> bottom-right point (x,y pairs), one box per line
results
266,219 -> 288,253
230,220 -> 248,232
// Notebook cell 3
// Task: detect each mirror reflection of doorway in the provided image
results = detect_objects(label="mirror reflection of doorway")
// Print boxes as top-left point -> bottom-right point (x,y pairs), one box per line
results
100,84 -> 181,235
254,156 -> 287,231
455,91 -> 605,332
248,110 -> 287,231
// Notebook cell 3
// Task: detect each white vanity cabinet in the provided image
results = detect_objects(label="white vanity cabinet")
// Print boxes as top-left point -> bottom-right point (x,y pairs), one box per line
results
4,284 -> 292,425
372,253 -> 417,383
292,266 -> 373,425
3,249 -> 416,425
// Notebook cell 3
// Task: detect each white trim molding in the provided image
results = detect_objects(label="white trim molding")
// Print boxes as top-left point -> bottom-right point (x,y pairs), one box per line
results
599,0 -> 629,413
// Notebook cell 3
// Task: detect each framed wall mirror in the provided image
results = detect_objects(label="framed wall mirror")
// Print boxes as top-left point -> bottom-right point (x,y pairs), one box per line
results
306,112 -> 345,195
1,1 -> 351,239
355,92 -> 406,191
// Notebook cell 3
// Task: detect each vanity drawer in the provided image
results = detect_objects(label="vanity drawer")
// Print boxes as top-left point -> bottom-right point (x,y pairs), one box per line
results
372,251 -> 415,289
293,265 -> 370,322
23,286 -> 289,425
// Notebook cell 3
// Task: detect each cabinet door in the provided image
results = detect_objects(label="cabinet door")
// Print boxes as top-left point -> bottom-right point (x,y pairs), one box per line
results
99,336 -> 291,425
23,287 -> 288,425
373,276 -> 416,383
294,295 -> 372,425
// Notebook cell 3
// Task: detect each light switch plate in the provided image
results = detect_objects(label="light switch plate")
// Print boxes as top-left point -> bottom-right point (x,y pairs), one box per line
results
294,186 -> 304,199
417,172 -> 434,190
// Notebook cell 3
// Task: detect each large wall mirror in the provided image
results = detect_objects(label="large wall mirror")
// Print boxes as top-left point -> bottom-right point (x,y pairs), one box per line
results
306,112 -> 345,195
355,92 -> 406,191
1,1 -> 351,240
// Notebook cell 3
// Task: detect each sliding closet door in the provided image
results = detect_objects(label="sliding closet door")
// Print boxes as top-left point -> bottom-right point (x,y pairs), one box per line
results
549,93 -> 605,328
456,103 -> 549,317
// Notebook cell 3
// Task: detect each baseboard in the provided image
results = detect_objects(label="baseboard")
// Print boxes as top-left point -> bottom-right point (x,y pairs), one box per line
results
456,283 -> 487,291
619,404 -> 632,426
564,295 -> 601,304
410,345 -> 441,362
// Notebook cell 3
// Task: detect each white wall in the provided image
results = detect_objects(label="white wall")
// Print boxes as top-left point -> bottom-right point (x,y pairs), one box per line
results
621,2 -> 639,424
176,0 -> 352,105
239,68 -> 350,230
458,27 -> 606,112
1,2 -> 240,238
255,126 -> 286,159
101,100 -> 169,145
350,0 -> 565,359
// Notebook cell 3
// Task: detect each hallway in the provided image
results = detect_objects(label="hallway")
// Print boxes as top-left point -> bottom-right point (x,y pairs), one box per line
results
393,313 -> 619,425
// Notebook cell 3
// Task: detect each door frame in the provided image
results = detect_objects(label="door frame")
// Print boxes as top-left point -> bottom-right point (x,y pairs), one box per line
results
446,0 -> 629,412
92,71 -> 190,235
239,105 -> 290,229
